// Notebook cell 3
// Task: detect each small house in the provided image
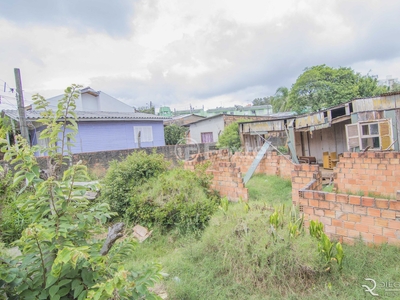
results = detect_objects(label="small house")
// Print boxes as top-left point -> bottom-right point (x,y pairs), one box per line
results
3,110 -> 166,155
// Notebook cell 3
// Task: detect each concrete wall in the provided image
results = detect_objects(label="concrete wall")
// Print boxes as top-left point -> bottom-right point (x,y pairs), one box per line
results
29,143 -> 218,177
189,116 -> 224,144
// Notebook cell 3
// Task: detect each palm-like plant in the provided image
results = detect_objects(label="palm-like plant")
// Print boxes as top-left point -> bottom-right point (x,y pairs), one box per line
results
271,86 -> 290,113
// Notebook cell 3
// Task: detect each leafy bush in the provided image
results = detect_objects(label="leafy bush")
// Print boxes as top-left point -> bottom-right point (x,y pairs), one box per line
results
126,167 -> 219,233
216,122 -> 241,153
100,150 -> 170,217
164,124 -> 187,145
0,85 -> 162,299
0,166 -> 29,244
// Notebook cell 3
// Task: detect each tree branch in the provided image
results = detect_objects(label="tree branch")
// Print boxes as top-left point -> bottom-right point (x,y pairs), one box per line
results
100,222 -> 125,256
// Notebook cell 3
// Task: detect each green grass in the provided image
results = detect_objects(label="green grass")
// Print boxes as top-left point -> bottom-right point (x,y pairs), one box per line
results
246,174 -> 292,206
127,174 -> 400,299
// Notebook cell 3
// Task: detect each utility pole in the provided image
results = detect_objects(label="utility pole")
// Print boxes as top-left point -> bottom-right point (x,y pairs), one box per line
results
14,68 -> 30,143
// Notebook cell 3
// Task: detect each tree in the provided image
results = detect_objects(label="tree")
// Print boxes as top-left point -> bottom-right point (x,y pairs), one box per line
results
271,86 -> 290,113
390,81 -> 400,92
287,65 -> 388,113
252,97 -> 272,106
164,124 -> 187,145
216,122 -> 242,153
135,101 -> 155,114
0,85 -> 162,299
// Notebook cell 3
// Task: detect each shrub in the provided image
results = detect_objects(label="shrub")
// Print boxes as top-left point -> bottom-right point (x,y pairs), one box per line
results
126,167 -> 219,233
100,150 -> 170,217
216,122 -> 241,153
0,166 -> 29,244
0,85 -> 162,299
164,124 -> 187,145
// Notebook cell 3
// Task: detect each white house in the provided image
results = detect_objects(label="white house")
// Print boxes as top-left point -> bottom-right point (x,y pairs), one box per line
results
35,87 -> 134,112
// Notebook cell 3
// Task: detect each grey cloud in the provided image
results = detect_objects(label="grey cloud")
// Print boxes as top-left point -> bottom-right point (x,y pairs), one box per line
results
9,0 -> 400,110
0,0 -> 137,37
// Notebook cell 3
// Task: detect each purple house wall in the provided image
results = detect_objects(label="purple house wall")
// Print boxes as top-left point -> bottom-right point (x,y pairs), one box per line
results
73,120 -> 165,153
30,120 -> 165,155
5,110 -> 166,156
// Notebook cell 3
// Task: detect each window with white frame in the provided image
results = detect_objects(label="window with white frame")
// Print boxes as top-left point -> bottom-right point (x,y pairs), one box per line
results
134,126 -> 153,143
345,119 -> 393,151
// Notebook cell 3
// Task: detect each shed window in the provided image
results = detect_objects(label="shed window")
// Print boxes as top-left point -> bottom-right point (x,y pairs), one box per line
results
345,119 -> 393,151
134,126 -> 153,143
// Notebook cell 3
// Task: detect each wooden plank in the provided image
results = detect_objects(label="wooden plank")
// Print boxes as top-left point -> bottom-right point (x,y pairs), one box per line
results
243,141 -> 271,184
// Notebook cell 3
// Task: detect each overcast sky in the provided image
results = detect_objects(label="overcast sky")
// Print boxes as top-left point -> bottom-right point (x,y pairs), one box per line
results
1,0 -> 400,112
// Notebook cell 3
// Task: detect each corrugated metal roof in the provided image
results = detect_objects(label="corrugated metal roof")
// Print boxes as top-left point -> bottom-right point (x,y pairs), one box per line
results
206,105 -> 272,112
352,93 -> 400,112
2,110 -> 167,122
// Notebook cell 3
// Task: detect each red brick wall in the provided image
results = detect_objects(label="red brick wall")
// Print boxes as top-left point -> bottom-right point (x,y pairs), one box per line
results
184,150 -> 248,201
298,190 -> 400,245
291,164 -> 322,205
293,163 -> 400,245
334,152 -> 400,198
231,151 -> 293,179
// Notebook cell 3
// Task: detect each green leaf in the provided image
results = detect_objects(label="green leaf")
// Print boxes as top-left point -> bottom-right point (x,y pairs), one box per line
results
49,285 -> 60,298
58,287 -> 70,297
58,278 -> 72,287
13,174 -> 26,185
105,281 -> 115,295
45,273 -> 58,288
38,290 -> 49,299
26,172 -> 35,183
77,290 -> 88,300
2,271 -> 17,283
73,284 -> 84,298
81,268 -> 93,285
32,165 -> 40,177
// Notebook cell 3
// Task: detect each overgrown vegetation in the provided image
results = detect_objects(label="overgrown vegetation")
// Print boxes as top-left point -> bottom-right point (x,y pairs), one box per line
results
164,124 -> 187,145
100,150 -> 170,217
0,85 -> 162,299
216,121 -> 243,153
0,165 -> 28,243
127,166 -> 219,233
101,152 -> 219,233
245,174 -> 292,205
128,174 -> 400,299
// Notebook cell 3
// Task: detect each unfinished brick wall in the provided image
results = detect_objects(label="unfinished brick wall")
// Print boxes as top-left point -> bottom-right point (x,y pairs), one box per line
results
334,152 -> 400,198
291,164 -> 322,205
184,150 -> 248,201
231,151 -> 293,179
293,163 -> 400,245
183,149 -> 294,201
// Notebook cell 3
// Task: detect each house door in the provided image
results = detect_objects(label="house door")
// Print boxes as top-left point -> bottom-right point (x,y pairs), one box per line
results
201,132 -> 214,143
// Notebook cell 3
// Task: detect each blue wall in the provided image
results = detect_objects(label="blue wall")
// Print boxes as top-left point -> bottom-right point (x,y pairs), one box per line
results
32,120 -> 165,155
72,121 -> 165,153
